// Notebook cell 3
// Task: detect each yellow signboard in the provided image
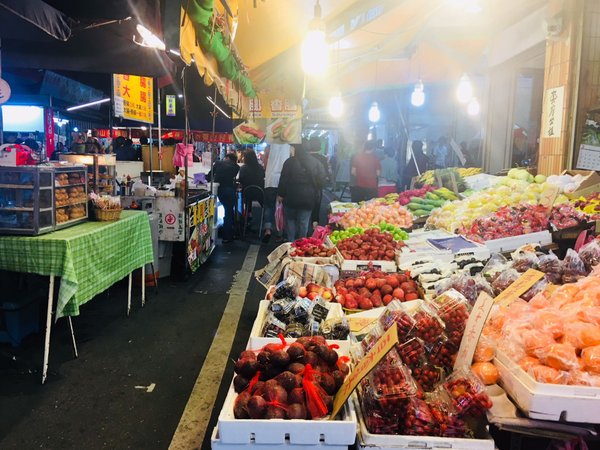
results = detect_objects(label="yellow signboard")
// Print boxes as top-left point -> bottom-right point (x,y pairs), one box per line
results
166,94 -> 176,117
113,74 -> 154,123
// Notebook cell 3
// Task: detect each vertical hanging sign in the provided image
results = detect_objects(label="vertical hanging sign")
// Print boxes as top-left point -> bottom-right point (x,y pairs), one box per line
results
44,107 -> 55,157
166,94 -> 176,116
112,74 -> 154,123
542,86 -> 564,138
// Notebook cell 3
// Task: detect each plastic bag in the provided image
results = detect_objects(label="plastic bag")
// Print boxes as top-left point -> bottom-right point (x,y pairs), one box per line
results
302,363 -> 330,419
580,344 -> 600,374
561,249 -> 588,284
521,278 -> 549,302
473,333 -> 496,362
562,321 -> 600,350
511,251 -> 540,273
275,200 -> 285,233
532,309 -> 564,339
481,253 -> 509,283
527,364 -> 568,384
534,342 -> 579,371
578,240 -> 600,272
273,276 -> 298,300
491,268 -> 520,296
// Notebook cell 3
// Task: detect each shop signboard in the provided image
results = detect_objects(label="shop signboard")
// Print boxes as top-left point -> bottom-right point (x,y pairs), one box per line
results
166,94 -> 176,117
542,86 -> 564,138
187,197 -> 215,272
112,74 -> 154,124
232,91 -> 302,145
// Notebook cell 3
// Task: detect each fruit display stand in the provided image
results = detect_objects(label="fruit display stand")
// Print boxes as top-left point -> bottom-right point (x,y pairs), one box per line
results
353,396 -> 495,450
494,350 -> 600,423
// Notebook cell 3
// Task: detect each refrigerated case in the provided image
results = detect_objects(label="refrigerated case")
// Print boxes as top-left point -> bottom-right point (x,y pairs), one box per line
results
59,153 -> 116,195
0,164 -> 88,235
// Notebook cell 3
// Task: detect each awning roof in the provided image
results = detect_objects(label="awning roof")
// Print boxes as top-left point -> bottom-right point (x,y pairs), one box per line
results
234,0 -> 547,96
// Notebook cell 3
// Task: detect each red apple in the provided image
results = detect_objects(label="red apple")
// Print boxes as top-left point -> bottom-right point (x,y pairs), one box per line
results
381,284 -> 393,296
392,288 -> 405,301
307,292 -> 319,301
383,294 -> 393,305
405,292 -> 419,301
322,290 -> 333,301
298,287 -> 308,298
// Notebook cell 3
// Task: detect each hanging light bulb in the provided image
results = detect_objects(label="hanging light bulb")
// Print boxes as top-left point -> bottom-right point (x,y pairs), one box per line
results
368,102 -> 381,123
329,93 -> 344,118
467,97 -> 480,116
301,1 -> 329,76
456,73 -> 473,104
411,80 -> 425,107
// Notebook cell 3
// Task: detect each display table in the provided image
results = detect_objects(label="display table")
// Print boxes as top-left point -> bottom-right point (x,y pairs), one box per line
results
0,210 -> 154,383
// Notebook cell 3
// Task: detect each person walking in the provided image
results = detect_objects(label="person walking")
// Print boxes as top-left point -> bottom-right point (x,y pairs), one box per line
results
239,148 -> 265,229
403,140 -> 429,189
351,140 -> 380,202
277,143 -> 325,241
207,153 -> 239,243
431,136 -> 449,169
261,143 -> 291,242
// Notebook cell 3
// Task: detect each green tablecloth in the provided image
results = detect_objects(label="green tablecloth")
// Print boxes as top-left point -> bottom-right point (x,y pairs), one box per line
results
0,210 -> 153,318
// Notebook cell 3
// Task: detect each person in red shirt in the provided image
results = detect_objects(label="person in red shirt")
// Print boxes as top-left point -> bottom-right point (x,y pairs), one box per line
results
351,140 -> 381,202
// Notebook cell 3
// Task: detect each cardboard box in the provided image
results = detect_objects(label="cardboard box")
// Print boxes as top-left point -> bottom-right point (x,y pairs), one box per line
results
495,350 -> 600,423
563,169 -> 600,199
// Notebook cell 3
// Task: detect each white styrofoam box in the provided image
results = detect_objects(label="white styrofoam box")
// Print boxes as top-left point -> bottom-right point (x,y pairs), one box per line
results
249,300 -> 345,339
483,230 -> 552,254
217,381 -> 357,445
353,396 -> 495,450
211,426 -> 351,450
494,351 -> 600,423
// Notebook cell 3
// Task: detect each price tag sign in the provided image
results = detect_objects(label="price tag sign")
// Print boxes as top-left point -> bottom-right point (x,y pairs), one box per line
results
453,292 -> 495,371
539,184 -> 559,212
348,317 -> 377,333
494,268 -> 544,307
330,322 -> 398,419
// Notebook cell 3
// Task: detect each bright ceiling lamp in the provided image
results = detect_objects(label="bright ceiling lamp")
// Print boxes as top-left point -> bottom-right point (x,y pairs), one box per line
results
329,93 -> 344,118
135,23 -> 166,50
301,1 -> 329,76
411,80 -> 425,107
368,101 -> 381,123
467,97 -> 480,116
456,73 -> 473,104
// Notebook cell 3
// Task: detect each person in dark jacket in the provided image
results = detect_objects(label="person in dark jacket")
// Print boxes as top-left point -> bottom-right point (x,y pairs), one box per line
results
239,149 -> 265,223
277,143 -> 325,241
403,140 -> 428,189
207,153 -> 239,243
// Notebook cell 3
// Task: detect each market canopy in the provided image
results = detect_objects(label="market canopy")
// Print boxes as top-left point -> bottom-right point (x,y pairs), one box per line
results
180,0 -> 547,113
0,0 -> 175,78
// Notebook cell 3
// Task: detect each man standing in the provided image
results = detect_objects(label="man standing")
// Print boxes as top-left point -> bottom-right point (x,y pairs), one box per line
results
432,136 -> 449,169
351,140 -> 381,202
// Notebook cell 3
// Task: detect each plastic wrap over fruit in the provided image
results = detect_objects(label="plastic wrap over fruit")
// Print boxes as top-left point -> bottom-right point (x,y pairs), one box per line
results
521,278 -> 549,302
579,240 -> 600,272
581,345 -> 600,374
561,321 -> 600,350
491,268 -> 520,296
561,249 -> 588,284
481,253 -> 509,283
442,369 -> 493,416
537,252 -> 563,284
426,390 -> 470,438
511,251 -> 540,273
534,343 -> 579,371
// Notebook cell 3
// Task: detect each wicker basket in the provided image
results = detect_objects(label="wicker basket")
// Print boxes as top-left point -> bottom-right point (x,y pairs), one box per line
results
93,207 -> 122,221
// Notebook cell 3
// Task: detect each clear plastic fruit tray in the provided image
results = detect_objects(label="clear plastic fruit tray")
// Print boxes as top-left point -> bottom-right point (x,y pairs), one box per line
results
495,350 -> 600,423
353,395 -> 494,450
217,378 -> 357,445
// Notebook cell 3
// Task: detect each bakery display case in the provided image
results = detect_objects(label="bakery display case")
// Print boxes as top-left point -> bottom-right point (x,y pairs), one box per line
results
0,165 -> 88,235
59,153 -> 116,195
53,165 -> 88,229
0,166 -> 54,235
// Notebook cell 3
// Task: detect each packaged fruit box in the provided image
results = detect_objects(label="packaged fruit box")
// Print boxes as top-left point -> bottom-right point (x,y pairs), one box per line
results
495,349 -> 600,423
218,336 -> 357,445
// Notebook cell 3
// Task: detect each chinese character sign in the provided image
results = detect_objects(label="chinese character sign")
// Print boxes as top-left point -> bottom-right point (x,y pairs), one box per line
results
166,95 -> 176,117
113,74 -> 154,123
543,86 -> 564,138
232,91 -> 302,145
